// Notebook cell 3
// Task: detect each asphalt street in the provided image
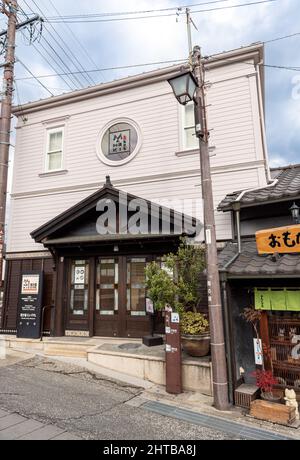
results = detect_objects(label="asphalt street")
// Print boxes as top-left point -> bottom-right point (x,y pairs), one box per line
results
0,356 -> 243,440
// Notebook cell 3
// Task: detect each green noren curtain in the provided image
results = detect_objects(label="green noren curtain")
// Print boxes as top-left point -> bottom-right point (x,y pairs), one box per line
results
286,290 -> 300,311
255,289 -> 271,310
255,288 -> 300,311
270,289 -> 287,311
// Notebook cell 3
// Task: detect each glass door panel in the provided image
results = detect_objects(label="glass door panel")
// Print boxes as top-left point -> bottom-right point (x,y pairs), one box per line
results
96,259 -> 118,316
127,258 -> 146,316
69,260 -> 89,316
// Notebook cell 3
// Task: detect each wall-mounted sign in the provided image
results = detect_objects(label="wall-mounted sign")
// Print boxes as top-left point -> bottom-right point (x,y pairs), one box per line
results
98,119 -> 141,166
171,312 -> 180,323
109,130 -> 130,155
17,271 -> 43,339
256,224 -> 300,254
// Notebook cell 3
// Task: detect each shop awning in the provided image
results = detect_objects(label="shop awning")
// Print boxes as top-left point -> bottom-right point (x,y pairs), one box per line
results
219,239 -> 300,278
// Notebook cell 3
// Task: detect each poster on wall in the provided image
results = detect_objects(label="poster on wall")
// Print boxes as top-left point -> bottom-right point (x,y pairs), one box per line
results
17,271 -> 43,339
146,298 -> 154,315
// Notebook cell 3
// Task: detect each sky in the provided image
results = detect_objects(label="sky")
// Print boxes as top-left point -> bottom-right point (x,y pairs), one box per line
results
1,0 -> 300,168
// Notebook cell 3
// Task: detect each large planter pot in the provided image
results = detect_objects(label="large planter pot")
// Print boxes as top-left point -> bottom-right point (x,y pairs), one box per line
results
181,333 -> 210,357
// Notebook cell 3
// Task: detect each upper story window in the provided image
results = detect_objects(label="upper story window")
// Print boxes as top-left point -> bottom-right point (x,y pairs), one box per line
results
46,127 -> 64,171
182,103 -> 198,150
97,118 -> 142,166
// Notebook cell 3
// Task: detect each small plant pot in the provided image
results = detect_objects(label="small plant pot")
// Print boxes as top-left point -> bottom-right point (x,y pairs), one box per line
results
181,333 -> 210,357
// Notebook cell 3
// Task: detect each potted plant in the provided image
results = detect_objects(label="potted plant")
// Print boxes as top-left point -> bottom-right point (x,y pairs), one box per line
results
145,239 -> 209,357
180,311 -> 210,357
252,369 -> 281,402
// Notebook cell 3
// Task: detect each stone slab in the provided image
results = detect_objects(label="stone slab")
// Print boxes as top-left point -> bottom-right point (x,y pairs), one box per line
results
0,419 -> 43,440
18,425 -> 65,440
0,414 -> 26,430
51,432 -> 82,440
0,409 -> 9,419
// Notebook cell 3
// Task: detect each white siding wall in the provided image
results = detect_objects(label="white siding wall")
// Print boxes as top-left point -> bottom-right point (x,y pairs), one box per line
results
8,59 -> 267,253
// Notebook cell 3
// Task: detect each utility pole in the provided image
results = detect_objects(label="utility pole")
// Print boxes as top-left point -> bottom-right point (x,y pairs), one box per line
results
193,45 -> 230,411
186,8 -> 193,58
0,0 -> 17,288
0,1 -> 41,290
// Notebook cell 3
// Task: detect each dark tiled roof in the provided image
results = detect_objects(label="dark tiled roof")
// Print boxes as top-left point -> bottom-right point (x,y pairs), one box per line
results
218,240 -> 300,277
218,164 -> 300,211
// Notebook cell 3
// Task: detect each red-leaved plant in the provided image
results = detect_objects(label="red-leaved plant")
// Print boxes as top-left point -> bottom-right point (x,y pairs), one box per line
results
251,370 -> 278,395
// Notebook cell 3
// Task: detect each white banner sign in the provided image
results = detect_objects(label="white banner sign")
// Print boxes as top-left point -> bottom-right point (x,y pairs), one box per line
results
253,338 -> 263,366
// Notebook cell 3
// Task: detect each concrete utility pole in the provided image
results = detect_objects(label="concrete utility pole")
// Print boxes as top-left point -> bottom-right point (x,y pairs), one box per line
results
192,45 -> 230,411
0,0 -> 17,287
0,1 -> 41,288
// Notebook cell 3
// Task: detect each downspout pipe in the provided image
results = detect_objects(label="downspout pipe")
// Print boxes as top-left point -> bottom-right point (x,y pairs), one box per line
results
220,273 -> 234,404
255,60 -> 271,183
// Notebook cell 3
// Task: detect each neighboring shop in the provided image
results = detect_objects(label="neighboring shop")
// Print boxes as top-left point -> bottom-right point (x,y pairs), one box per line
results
218,164 -> 300,400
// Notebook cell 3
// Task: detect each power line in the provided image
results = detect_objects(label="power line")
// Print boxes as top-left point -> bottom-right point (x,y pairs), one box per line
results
22,0 -> 87,89
18,3 -> 79,90
16,58 -> 54,96
44,0 -> 229,19
45,0 -> 278,23
30,0 -> 95,87
264,32 -> 300,44
46,0 -> 101,84
14,58 -> 189,81
14,56 -> 300,84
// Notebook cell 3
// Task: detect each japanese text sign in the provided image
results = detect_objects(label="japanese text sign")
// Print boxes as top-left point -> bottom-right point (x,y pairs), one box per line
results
256,224 -> 300,254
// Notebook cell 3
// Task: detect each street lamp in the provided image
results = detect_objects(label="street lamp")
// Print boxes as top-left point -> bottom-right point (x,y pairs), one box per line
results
167,70 -> 198,105
290,202 -> 300,224
168,46 -> 230,411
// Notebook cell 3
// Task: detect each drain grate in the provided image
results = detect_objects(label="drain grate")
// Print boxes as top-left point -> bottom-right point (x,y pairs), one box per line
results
118,343 -> 142,351
143,400 -> 296,441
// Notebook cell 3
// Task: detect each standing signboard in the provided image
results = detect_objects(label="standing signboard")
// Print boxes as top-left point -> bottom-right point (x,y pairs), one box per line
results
17,271 -> 43,339
165,308 -> 182,394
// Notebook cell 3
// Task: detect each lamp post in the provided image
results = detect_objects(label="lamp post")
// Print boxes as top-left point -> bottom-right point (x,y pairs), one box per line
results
168,46 -> 229,411
290,203 -> 300,225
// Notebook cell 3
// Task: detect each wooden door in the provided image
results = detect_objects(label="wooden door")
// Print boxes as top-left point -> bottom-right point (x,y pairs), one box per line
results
94,257 -> 120,337
65,259 -> 90,332
94,256 -> 150,338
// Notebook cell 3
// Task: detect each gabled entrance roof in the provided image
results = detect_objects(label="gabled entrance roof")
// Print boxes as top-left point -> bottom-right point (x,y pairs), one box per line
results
31,176 -> 198,245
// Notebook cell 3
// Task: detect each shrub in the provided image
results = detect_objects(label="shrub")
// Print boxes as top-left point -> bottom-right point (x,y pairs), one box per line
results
180,311 -> 209,335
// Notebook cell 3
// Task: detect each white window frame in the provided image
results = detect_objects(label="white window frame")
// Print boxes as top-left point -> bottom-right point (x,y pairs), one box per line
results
45,126 -> 64,172
180,102 -> 198,151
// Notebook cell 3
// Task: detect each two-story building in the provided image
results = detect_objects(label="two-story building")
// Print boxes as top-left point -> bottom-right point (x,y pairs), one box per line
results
1,43 -> 269,340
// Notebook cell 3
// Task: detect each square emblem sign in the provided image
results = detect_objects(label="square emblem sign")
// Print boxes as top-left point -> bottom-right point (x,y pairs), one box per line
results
21,274 -> 39,295
109,129 -> 130,154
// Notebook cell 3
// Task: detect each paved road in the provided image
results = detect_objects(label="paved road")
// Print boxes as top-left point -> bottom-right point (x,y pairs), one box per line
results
0,356 -> 242,440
